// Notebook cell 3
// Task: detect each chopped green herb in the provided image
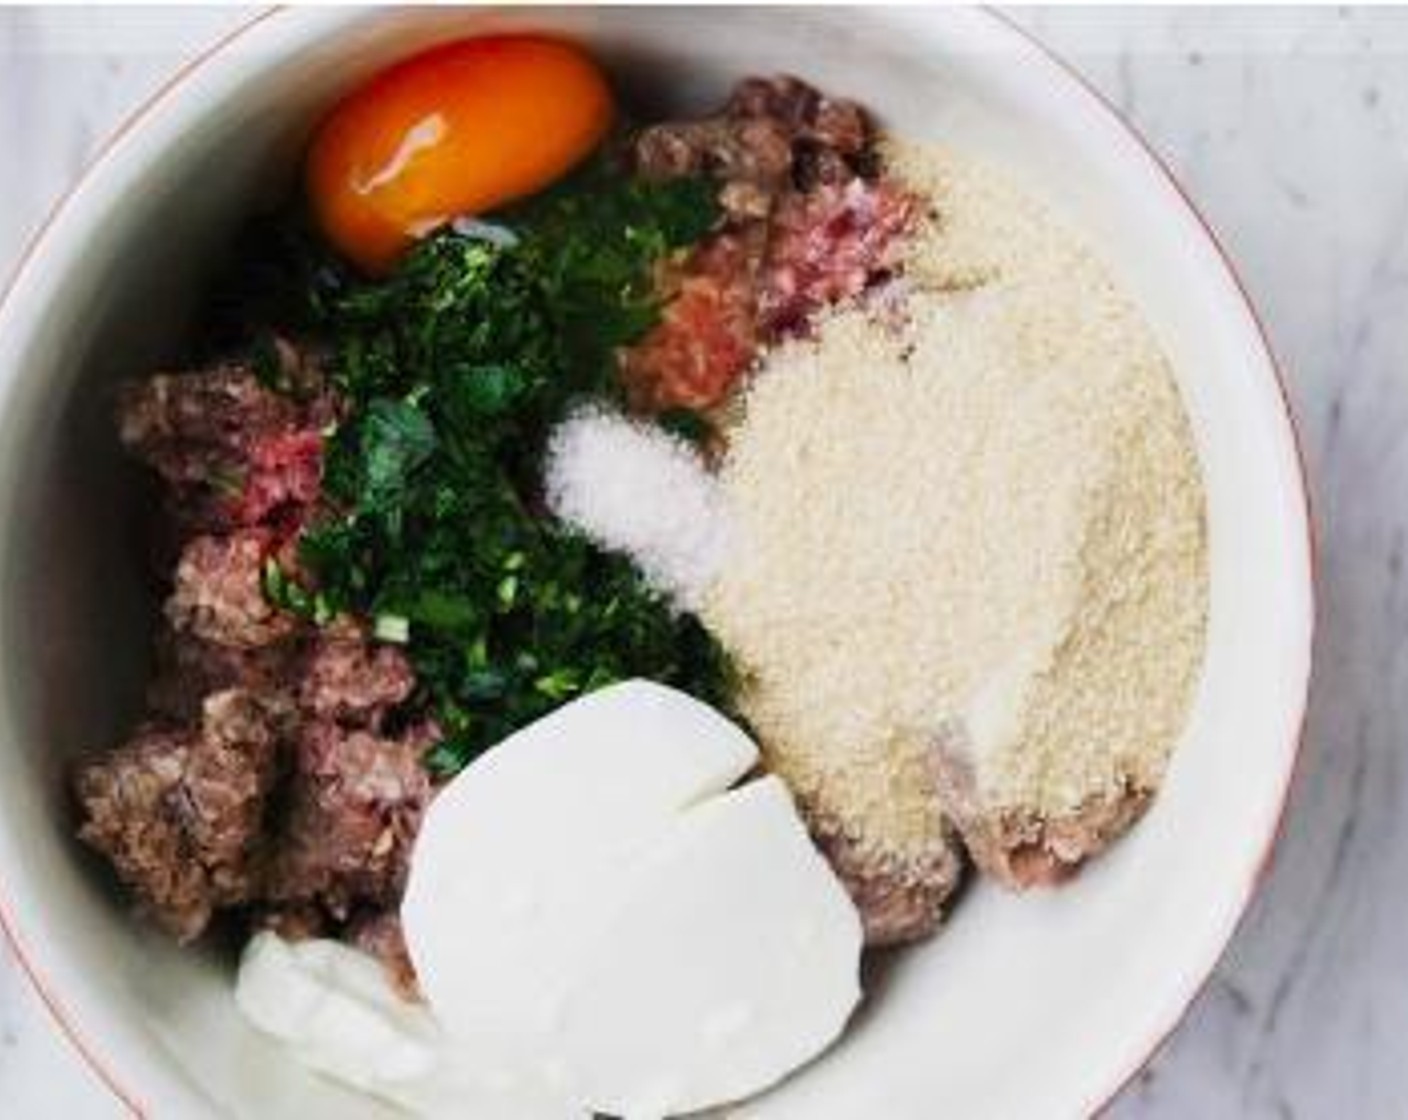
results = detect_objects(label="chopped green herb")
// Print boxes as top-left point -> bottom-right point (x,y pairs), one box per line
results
289,167 -> 733,775
373,613 -> 411,644
262,557 -> 336,626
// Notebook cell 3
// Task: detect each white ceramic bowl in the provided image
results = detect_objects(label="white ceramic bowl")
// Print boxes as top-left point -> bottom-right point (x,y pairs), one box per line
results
0,8 -> 1312,1118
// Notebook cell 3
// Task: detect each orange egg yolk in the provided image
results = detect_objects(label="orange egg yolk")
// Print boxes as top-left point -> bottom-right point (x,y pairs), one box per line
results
307,36 -> 614,273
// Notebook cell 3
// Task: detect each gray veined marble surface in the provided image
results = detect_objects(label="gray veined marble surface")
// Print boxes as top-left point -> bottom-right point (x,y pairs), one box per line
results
0,6 -> 1404,1117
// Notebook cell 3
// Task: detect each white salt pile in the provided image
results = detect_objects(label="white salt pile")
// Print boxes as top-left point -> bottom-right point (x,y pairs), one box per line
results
545,408 -> 729,609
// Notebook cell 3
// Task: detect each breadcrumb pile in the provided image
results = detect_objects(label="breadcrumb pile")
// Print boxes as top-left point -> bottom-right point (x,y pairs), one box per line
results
704,141 -> 1208,868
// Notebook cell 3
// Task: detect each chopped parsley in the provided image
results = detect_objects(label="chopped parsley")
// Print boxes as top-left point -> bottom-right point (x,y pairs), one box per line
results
282,167 -> 733,775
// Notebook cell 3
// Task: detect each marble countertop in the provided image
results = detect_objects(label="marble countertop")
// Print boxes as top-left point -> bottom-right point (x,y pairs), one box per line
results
0,7 -> 1401,1117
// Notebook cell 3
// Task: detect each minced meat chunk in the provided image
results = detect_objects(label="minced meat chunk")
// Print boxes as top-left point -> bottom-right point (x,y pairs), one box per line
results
727,76 -> 869,150
88,325 -> 444,957
229,429 -> 324,528
264,720 -> 435,920
622,76 -> 918,413
635,115 -> 794,219
621,177 -> 918,411
620,228 -> 764,413
813,823 -> 964,947
932,747 -> 1155,891
118,344 -> 334,533
147,632 -> 297,724
298,631 -> 416,726
757,177 -> 919,335
726,75 -> 871,188
166,530 -> 297,649
73,690 -> 281,941
118,363 -> 300,489
632,75 -> 872,217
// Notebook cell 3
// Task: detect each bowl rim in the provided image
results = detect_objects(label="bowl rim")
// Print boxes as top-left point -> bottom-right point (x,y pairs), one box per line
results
0,7 -> 1315,1118
985,6 -> 1317,1112
0,17 -> 283,1113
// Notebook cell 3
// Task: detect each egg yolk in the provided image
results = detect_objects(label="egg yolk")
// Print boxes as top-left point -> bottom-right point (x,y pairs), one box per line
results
307,36 -> 614,273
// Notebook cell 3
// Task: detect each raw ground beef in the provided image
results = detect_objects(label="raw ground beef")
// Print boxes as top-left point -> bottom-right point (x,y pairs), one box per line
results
931,747 -> 1155,890
230,429 -> 325,527
757,178 -> 919,335
812,818 -> 964,947
117,363 -> 301,491
632,76 -> 871,208
117,341 -> 340,535
264,720 -> 435,918
166,530 -> 299,649
147,633 -> 296,724
621,229 -> 764,412
76,340 -> 438,986
623,76 -> 920,413
73,689 -> 283,941
298,628 -> 416,725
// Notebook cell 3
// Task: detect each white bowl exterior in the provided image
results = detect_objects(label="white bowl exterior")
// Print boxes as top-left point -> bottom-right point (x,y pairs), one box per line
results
0,8 -> 1312,1119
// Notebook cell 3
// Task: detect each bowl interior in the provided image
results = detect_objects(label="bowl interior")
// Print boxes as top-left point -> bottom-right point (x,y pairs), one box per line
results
0,8 -> 1311,1118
